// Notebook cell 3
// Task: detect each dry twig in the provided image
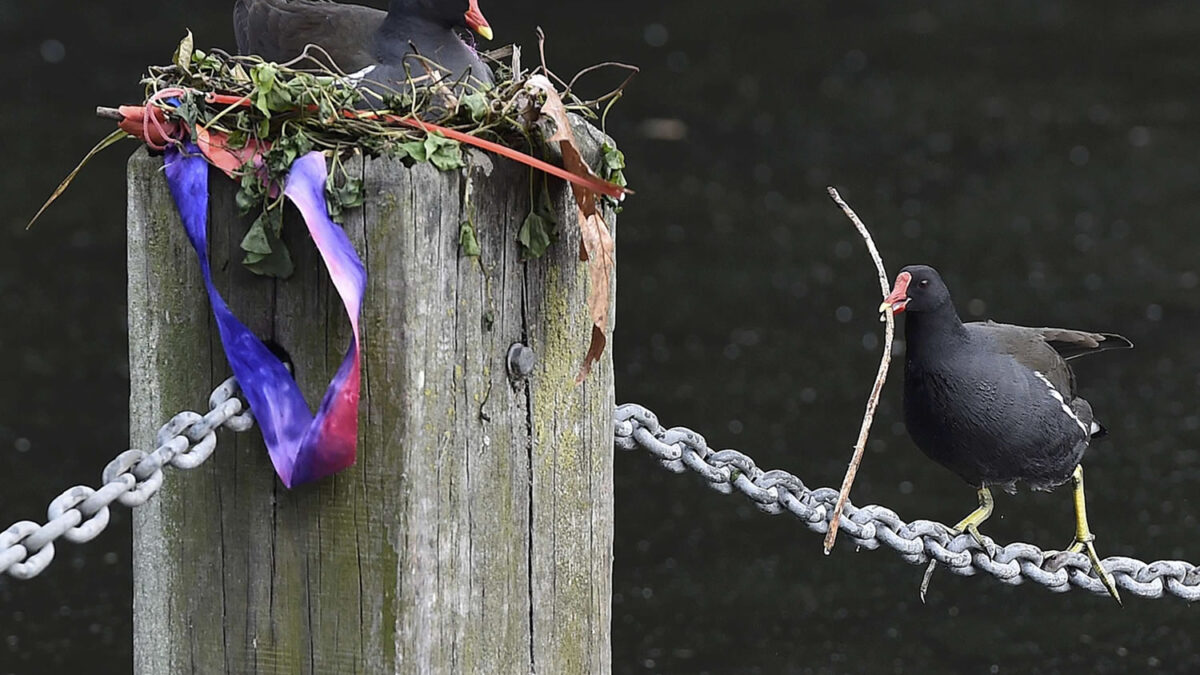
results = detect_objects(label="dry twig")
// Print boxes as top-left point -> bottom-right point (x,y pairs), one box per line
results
823,187 -> 896,553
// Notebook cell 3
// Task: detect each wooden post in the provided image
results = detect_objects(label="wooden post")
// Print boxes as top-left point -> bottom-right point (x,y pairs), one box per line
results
127,126 -> 615,674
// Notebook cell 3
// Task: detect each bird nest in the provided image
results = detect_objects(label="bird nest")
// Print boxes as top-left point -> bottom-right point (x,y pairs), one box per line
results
37,32 -> 634,269
150,32 -> 633,167
32,32 -> 632,381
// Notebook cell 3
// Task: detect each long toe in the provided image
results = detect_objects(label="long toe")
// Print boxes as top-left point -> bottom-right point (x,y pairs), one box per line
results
1082,540 -> 1122,605
962,524 -> 998,558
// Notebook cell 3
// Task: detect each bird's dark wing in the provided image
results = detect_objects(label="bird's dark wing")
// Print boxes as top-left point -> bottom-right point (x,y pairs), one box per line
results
233,0 -> 384,72
1034,328 -> 1133,361
968,321 -> 1076,394
969,321 -> 1132,395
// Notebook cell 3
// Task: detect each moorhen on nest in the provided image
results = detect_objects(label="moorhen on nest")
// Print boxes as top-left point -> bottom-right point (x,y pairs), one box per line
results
233,0 -> 494,89
881,265 -> 1131,602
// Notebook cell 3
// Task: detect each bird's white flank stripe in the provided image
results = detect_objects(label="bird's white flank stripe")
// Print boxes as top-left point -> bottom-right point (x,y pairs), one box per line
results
1032,371 -> 1089,435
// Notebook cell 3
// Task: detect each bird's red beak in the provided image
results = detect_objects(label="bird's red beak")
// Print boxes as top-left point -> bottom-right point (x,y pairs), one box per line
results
465,0 -> 493,41
879,271 -> 912,315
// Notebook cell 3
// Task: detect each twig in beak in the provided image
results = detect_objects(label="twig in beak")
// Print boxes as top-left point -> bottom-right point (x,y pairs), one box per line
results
823,186 -> 895,553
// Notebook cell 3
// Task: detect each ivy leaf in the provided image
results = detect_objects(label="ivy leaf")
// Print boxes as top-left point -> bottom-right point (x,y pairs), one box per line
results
601,142 -> 627,187
325,173 -> 364,223
241,220 -> 272,256
191,48 -> 221,72
249,63 -> 294,116
225,129 -> 248,150
236,170 -> 266,214
400,140 -> 428,162
517,180 -> 558,258
461,92 -> 489,121
518,211 -> 554,258
244,241 -> 294,278
240,209 -> 293,278
424,134 -> 464,171
459,220 -> 481,257
174,95 -> 202,128
250,63 -> 276,116
263,129 -> 314,175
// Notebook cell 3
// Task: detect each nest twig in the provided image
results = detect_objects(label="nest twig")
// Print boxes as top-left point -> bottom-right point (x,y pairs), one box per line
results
823,187 -> 896,554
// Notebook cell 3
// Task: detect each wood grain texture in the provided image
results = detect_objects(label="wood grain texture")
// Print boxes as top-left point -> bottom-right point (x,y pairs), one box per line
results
128,137 -> 614,674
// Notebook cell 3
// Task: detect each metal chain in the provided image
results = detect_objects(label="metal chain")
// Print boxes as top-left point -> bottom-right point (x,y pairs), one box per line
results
0,377 -> 253,580
615,403 -> 1200,601
6,385 -> 1198,601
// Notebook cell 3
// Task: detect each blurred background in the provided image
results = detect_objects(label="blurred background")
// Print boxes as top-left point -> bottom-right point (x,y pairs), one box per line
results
3,1 -> 1200,673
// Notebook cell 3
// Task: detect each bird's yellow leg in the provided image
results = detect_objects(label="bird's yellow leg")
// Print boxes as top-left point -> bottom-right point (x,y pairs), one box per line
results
921,487 -> 996,601
1065,465 -> 1122,605
952,487 -> 995,552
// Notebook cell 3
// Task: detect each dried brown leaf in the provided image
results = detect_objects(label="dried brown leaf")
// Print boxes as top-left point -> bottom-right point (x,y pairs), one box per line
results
526,75 -> 615,382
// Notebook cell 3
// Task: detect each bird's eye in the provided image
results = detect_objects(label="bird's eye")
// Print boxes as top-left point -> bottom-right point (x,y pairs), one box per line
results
918,279 -> 930,287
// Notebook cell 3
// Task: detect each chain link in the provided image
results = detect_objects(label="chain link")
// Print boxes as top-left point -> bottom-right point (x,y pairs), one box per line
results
5,388 -> 1198,601
0,377 -> 251,580
615,403 -> 1200,601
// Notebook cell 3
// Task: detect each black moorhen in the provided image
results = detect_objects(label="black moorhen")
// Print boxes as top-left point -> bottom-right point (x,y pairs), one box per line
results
880,265 -> 1131,602
233,0 -> 494,88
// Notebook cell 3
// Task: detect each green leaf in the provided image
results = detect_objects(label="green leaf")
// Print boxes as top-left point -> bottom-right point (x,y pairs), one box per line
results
518,180 -> 558,257
518,211 -> 554,258
236,170 -> 266,214
325,173 -> 364,223
400,140 -> 427,162
264,128 -> 314,175
601,142 -> 626,172
225,129 -> 248,150
459,220 -> 481,257
240,211 -> 275,255
339,179 -> 364,209
240,209 -> 293,278
191,48 -> 221,71
244,242 -> 294,278
250,63 -> 275,116
425,134 -> 464,171
175,95 -> 201,127
461,92 -> 489,121
249,62 -> 295,116
601,142 -> 627,188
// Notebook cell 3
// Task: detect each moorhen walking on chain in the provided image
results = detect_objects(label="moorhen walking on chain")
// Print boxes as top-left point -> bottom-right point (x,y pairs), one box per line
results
880,265 -> 1131,602
233,0 -> 494,88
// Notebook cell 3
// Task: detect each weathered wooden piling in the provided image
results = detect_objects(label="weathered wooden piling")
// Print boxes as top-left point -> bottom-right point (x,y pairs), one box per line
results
126,126 -> 615,674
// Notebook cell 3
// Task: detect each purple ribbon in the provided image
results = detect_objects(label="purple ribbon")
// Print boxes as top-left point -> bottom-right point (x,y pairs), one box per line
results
164,146 -> 366,487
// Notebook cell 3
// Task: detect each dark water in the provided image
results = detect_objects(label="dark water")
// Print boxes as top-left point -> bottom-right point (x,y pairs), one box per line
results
2,1 -> 1199,673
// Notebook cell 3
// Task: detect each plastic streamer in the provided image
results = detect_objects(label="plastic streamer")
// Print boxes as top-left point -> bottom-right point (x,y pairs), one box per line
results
164,146 -> 365,487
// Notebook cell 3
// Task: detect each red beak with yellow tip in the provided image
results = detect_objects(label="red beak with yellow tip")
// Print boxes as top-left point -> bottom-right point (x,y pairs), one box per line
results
879,271 -> 912,314
465,0 -> 493,40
